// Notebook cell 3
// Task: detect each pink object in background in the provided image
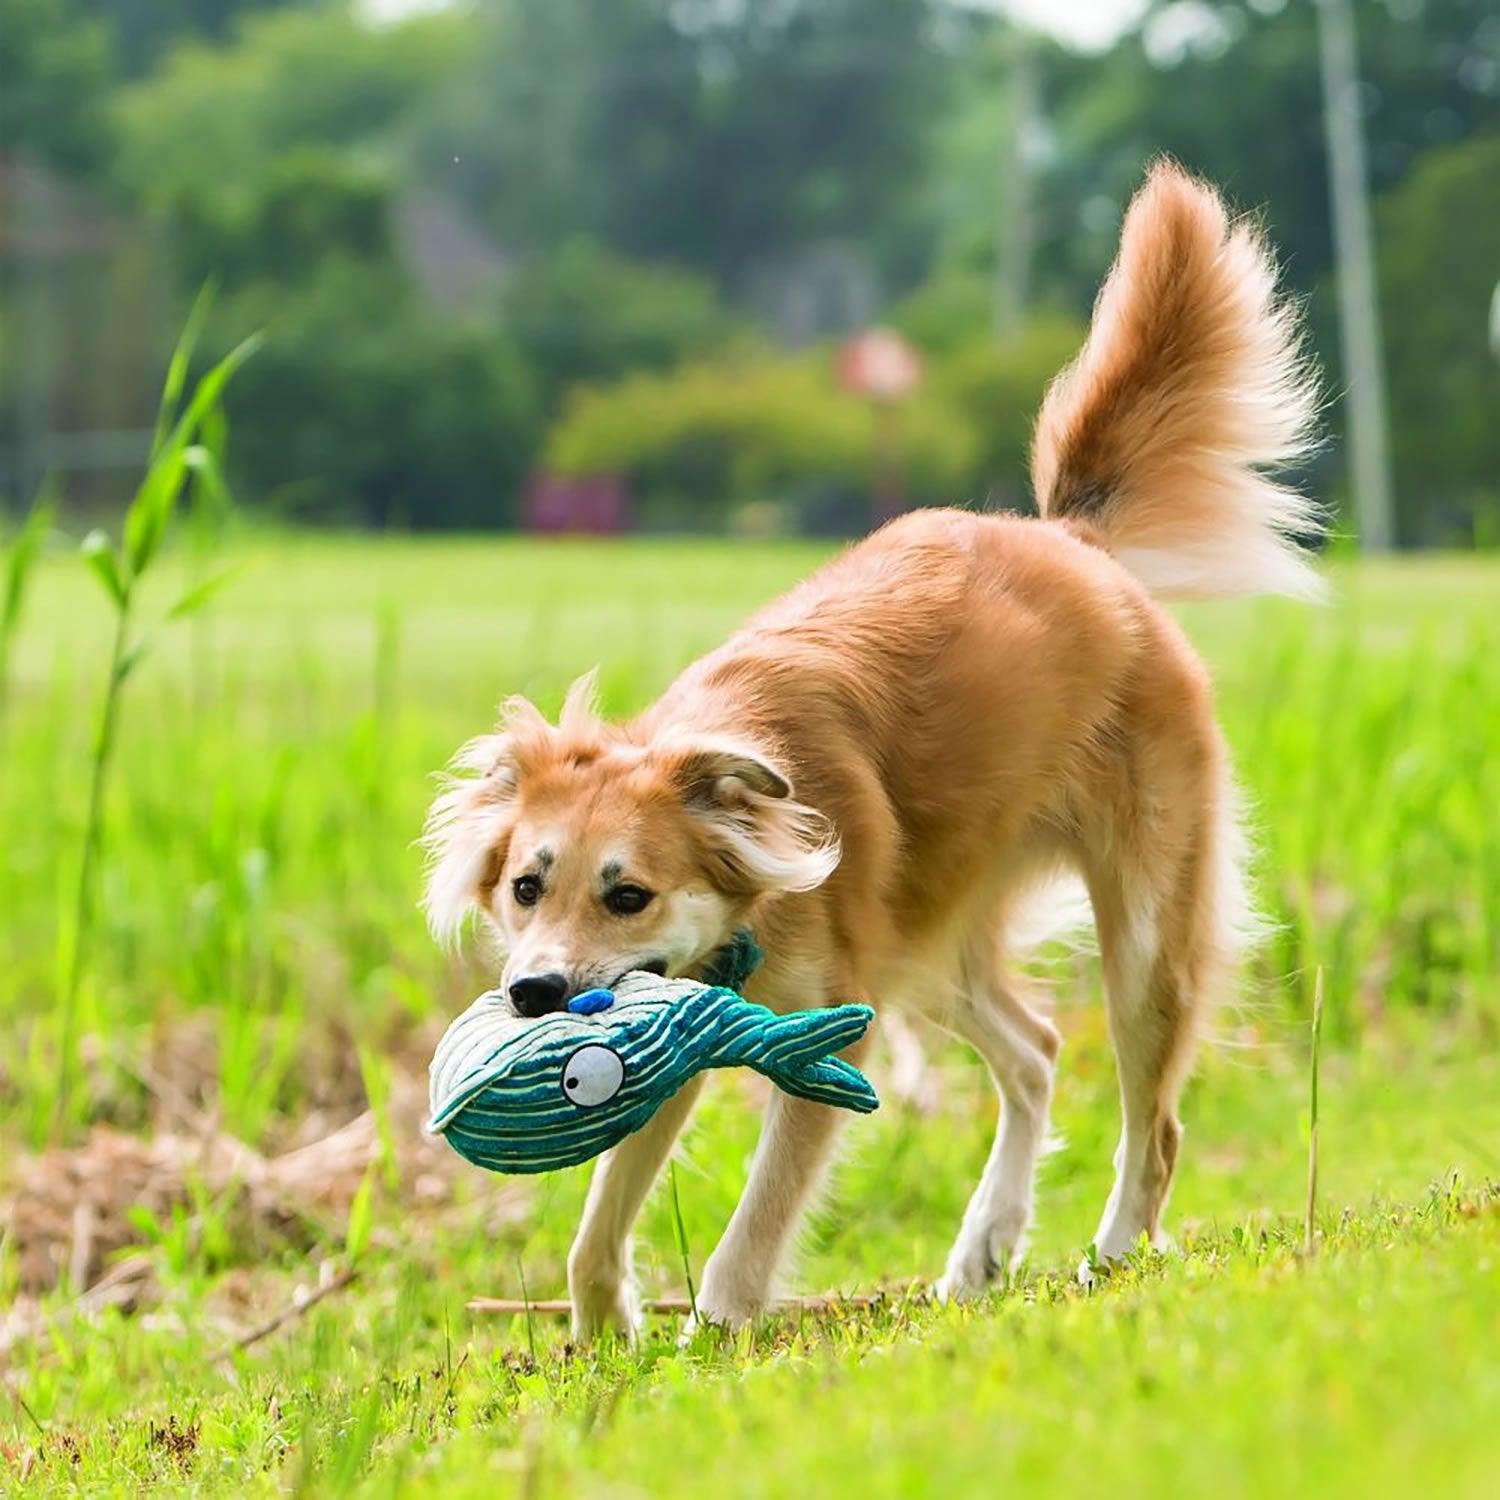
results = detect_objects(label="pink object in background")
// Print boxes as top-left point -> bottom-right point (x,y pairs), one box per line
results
524,473 -> 631,534
837,327 -> 922,403
838,328 -> 922,528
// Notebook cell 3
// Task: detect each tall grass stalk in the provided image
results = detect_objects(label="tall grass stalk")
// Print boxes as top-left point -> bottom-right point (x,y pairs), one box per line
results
516,1256 -> 537,1365
52,296 -> 260,1137
668,1159 -> 700,1327
1305,966 -> 1325,1255
0,486 -> 55,721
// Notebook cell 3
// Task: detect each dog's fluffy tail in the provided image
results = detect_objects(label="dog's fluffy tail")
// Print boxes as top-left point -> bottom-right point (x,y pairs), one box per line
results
1031,160 -> 1324,602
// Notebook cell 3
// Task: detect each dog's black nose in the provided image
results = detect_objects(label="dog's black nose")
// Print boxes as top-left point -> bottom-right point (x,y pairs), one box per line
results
508,972 -> 571,1017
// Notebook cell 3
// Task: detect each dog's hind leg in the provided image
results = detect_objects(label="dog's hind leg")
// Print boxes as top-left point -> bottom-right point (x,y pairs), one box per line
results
1078,764 -> 1247,1279
936,931 -> 1061,1300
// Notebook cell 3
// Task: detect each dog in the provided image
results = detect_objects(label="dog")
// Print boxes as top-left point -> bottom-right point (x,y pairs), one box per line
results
423,161 -> 1322,1339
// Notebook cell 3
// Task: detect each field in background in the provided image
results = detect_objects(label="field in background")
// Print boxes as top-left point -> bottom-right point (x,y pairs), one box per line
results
1,534 -> 1497,1494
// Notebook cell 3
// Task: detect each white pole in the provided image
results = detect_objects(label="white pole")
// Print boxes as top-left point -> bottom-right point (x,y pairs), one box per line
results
1315,0 -> 1396,551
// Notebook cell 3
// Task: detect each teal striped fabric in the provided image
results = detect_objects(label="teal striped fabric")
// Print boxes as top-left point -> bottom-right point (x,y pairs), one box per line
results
427,970 -> 878,1176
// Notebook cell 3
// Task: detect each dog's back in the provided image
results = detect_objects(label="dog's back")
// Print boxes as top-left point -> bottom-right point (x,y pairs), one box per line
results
652,157 -> 1321,972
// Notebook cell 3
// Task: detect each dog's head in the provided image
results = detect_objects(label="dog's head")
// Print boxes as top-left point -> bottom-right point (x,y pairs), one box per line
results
422,675 -> 838,1013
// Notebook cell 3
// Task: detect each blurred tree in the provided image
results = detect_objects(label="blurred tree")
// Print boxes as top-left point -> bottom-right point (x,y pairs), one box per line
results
215,261 -> 537,528
171,148 -> 394,288
501,239 -> 746,412
1375,135 -> 1500,544
114,4 -> 466,213
1030,0 -> 1498,309
72,0 -> 304,77
426,0 -> 949,291
0,0 -> 115,172
924,316 -> 1087,510
106,5 -> 531,528
544,347 -> 976,528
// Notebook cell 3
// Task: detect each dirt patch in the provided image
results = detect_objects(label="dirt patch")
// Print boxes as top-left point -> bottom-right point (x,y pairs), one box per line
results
0,1070 -> 465,1297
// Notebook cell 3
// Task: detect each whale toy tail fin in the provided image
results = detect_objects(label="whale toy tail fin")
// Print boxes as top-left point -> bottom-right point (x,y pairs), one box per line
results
743,1002 -> 879,1113
771,1055 -> 880,1113
752,1003 -> 875,1066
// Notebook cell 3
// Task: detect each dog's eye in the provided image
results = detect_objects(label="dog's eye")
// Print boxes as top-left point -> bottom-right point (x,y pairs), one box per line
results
512,875 -> 543,907
604,884 -> 653,917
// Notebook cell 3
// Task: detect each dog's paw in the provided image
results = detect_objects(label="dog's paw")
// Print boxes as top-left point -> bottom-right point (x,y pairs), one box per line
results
690,1264 -> 768,1335
935,1251 -> 1004,1304
675,1308 -> 713,1347
567,1260 -> 642,1345
1079,1227 -> 1173,1286
936,1214 -> 1026,1302
570,1282 -> 641,1345
1076,1229 -> 1170,1289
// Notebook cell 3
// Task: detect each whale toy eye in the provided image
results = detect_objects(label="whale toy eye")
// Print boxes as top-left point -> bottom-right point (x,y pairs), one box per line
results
560,1045 -> 625,1108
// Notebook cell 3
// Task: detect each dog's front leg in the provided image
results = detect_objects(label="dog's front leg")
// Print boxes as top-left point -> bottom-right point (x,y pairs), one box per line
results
568,1074 -> 704,1343
694,1084 -> 852,1329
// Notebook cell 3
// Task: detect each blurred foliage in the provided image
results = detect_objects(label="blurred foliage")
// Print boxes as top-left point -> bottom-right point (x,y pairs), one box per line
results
173,147 -> 394,288
75,0 -> 299,77
214,260 -> 537,527
419,0 -> 949,287
0,0 -> 115,172
501,241 -> 748,413
112,4 -> 463,210
927,318 -> 1089,511
1036,0 -> 1498,305
3,0 -> 1497,536
545,351 -> 976,527
1376,135 -> 1500,545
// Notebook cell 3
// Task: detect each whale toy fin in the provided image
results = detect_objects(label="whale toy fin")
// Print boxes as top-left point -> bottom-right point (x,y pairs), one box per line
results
749,1003 -> 875,1067
733,1002 -> 879,1112
765,1055 -> 880,1114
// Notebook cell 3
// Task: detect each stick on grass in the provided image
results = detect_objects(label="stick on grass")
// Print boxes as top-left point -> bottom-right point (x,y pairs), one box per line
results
210,1265 -> 358,1363
468,1293 -> 888,1317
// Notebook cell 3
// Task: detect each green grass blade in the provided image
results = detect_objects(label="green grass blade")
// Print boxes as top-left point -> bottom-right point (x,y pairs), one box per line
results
668,1159 -> 699,1327
2,487 -> 55,642
127,330 -> 263,577
165,560 -> 249,621
151,281 -> 216,460
0,486 -> 55,713
325,1383 -> 383,1495
1305,966 -> 1325,1254
79,529 -> 126,607
182,440 -> 235,518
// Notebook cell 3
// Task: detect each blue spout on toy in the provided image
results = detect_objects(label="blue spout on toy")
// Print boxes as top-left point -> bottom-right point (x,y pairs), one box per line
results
566,988 -> 616,1016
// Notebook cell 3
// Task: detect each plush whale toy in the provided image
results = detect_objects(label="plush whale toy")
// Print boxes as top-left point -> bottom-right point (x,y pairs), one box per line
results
427,934 -> 877,1175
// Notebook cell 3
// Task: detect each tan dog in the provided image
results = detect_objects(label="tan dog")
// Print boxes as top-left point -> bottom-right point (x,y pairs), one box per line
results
424,161 -> 1322,1338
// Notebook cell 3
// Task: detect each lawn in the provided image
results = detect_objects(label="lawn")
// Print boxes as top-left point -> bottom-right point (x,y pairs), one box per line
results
1,532 -> 1497,1496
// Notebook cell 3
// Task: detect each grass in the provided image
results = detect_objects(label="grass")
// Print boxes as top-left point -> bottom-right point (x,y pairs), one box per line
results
1,531 -> 1498,1495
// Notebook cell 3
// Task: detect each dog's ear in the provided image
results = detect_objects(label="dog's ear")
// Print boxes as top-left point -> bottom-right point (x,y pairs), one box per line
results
657,737 -> 840,896
421,727 -> 527,945
558,668 -> 602,736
